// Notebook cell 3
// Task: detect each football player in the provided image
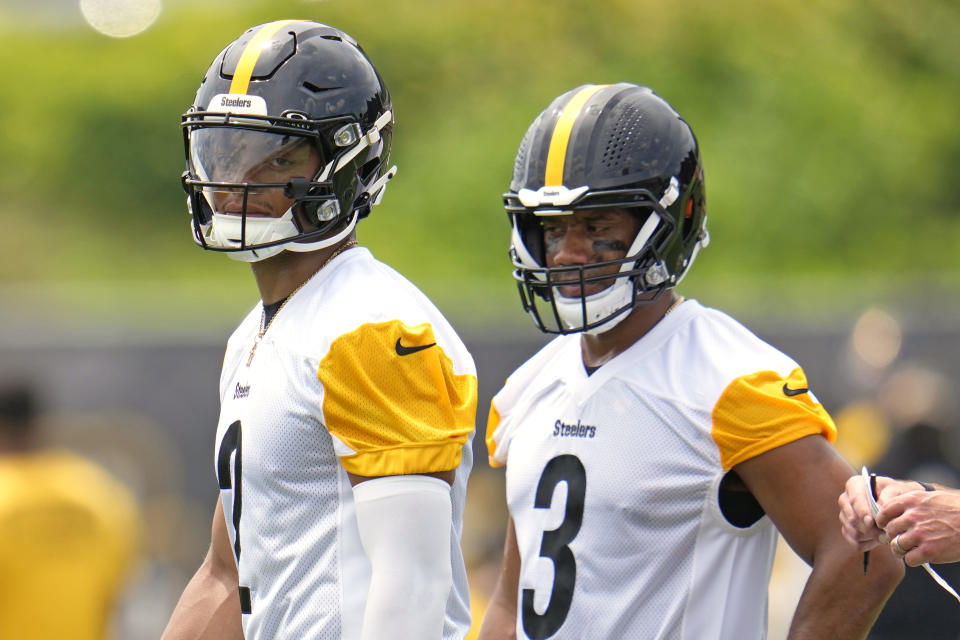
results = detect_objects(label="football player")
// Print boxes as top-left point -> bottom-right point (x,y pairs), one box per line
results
477,84 -> 902,639
0,379 -> 141,640
161,21 -> 478,640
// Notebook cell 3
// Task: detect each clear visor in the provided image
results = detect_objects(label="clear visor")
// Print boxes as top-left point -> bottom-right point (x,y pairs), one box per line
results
190,128 -> 322,185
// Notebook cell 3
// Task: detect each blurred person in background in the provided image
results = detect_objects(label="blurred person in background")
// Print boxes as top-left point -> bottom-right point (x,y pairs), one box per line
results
478,83 -> 902,640
0,378 -> 141,640
162,20 -> 478,640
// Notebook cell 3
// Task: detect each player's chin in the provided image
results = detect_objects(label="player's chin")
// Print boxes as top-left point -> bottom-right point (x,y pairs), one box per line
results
556,283 -> 585,298
557,283 -> 611,298
219,207 -> 275,218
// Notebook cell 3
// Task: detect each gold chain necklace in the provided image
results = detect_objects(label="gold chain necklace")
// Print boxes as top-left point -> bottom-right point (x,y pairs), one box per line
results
663,295 -> 685,317
246,240 -> 358,366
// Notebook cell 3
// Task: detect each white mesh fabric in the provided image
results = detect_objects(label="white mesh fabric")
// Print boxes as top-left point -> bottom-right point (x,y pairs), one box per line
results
490,300 -> 807,639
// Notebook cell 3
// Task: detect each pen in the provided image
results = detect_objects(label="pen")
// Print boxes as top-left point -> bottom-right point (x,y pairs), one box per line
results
864,472 -> 878,574
859,468 -> 960,599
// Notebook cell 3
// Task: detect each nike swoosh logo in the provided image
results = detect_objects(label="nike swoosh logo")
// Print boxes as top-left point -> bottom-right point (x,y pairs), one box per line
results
395,338 -> 436,356
782,383 -> 810,397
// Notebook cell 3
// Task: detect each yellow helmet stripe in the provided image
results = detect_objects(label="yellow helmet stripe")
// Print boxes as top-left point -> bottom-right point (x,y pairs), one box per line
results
544,84 -> 608,186
228,20 -> 296,95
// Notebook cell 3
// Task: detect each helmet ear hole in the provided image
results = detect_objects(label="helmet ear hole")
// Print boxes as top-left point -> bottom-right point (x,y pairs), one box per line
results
679,191 -> 704,243
196,193 -> 215,225
292,200 -> 318,230
358,157 -> 382,186
516,215 -> 546,267
679,204 -> 694,241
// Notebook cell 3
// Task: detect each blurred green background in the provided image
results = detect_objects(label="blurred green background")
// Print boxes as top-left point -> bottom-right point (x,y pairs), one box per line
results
1,2 -> 959,638
1,0 -> 958,334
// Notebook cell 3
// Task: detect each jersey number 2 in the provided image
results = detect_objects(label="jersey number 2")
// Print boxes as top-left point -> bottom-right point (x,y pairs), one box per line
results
216,420 -> 252,613
216,420 -> 243,559
521,454 -> 586,639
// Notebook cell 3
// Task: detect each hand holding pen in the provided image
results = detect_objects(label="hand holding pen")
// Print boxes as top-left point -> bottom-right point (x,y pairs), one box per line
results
844,466 -> 960,602
861,466 -> 878,573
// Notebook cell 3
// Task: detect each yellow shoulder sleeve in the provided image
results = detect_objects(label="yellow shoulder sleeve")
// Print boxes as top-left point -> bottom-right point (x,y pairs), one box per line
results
711,366 -> 837,471
485,400 -> 504,468
319,320 -> 477,477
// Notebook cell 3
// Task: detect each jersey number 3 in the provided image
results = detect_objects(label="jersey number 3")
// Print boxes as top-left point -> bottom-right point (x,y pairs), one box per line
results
522,454 -> 586,639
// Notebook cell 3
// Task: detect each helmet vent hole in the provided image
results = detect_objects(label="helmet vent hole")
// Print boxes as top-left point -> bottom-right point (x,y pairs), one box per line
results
513,134 -> 531,182
302,81 -> 328,94
601,104 -> 644,174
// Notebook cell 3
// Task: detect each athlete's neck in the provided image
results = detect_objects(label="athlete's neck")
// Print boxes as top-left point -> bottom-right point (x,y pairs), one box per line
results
579,291 -> 682,369
250,240 -> 357,305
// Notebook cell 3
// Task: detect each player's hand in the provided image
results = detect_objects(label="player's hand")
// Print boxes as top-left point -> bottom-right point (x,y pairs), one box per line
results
877,489 -> 960,567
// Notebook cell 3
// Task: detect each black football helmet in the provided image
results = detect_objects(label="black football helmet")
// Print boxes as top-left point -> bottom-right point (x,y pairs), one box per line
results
505,83 -> 708,334
181,20 -> 396,261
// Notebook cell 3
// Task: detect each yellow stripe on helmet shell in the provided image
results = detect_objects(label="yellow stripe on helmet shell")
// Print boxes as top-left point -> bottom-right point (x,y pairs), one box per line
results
228,20 -> 296,95
543,84 -> 608,187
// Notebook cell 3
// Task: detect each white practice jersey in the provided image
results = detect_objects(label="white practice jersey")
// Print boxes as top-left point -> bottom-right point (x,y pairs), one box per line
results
486,299 -> 836,640
215,247 -> 477,640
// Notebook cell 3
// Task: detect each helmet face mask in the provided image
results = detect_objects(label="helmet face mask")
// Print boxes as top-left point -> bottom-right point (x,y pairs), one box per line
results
181,21 -> 396,262
505,83 -> 709,335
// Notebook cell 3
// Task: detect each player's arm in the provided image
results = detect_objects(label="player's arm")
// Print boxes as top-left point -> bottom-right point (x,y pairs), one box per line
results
321,320 -> 477,638
476,516 -> 520,640
349,470 -> 456,640
161,496 -> 243,640
735,434 -> 903,640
